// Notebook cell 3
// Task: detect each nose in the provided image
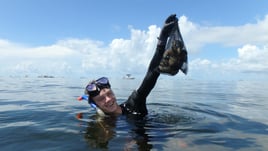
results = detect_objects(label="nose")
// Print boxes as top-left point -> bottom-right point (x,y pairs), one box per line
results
104,95 -> 112,103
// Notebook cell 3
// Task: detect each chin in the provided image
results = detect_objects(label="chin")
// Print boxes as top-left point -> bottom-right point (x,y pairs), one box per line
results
105,102 -> 118,114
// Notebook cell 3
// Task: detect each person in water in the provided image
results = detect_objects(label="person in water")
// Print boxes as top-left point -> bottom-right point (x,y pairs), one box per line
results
84,14 -> 187,117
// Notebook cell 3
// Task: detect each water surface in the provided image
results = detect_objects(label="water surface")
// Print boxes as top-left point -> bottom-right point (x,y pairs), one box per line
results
0,77 -> 267,150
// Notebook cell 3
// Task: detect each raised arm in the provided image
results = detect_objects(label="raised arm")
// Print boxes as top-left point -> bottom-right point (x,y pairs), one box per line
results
121,14 -> 178,116
137,14 -> 178,98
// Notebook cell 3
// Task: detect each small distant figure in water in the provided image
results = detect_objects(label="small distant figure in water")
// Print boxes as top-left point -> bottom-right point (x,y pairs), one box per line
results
83,14 -> 188,118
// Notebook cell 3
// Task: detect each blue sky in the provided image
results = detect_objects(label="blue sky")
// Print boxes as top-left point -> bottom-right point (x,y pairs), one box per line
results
0,0 -> 268,80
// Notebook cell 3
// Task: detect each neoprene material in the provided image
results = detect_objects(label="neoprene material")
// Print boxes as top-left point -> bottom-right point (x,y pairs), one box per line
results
120,15 -> 185,118
120,44 -> 165,117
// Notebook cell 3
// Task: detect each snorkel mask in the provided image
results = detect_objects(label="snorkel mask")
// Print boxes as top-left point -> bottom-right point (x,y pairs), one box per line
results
77,77 -> 110,116
85,77 -> 111,101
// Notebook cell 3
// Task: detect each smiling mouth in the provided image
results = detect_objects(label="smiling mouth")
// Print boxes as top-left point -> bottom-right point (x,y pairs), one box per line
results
107,101 -> 114,108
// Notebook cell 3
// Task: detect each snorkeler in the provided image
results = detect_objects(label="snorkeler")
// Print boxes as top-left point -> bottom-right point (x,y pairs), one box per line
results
82,14 -> 187,117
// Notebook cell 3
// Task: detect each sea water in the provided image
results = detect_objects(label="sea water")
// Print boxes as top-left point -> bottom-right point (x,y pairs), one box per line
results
0,76 -> 268,151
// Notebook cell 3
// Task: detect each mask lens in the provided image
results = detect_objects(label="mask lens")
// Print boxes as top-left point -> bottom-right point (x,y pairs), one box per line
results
86,83 -> 100,97
96,77 -> 110,88
86,83 -> 97,92
96,77 -> 108,84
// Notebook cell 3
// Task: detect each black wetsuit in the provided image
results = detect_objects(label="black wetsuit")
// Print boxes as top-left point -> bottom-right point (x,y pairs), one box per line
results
120,44 -> 165,117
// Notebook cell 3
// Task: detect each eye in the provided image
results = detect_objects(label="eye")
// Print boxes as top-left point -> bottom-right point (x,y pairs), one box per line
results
106,92 -> 111,97
95,95 -> 105,103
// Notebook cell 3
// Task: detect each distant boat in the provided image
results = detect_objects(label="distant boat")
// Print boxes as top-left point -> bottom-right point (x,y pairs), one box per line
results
123,74 -> 135,80
37,75 -> 55,78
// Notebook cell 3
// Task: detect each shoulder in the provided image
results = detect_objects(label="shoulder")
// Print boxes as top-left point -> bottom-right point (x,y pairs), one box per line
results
119,90 -> 148,117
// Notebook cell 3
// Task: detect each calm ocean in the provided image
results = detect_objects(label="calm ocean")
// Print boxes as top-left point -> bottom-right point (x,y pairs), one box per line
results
0,76 -> 268,151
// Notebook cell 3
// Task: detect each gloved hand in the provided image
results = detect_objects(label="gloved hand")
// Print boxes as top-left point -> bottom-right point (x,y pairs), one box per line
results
158,14 -> 178,46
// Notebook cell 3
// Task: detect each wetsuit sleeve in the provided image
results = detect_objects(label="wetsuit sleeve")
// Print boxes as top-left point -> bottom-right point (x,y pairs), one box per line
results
120,14 -> 178,117
136,44 -> 166,98
120,44 -> 166,116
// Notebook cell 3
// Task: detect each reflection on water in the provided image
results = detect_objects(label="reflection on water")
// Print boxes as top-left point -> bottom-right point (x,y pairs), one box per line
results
84,115 -> 117,148
1,77 -> 268,150
77,101 -> 268,150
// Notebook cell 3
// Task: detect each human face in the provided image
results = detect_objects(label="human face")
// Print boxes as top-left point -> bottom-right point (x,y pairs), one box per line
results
92,88 -> 121,115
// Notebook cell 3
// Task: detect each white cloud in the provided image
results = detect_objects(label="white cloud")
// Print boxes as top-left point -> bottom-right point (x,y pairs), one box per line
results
179,15 -> 268,80
189,44 -> 268,80
0,15 -> 268,80
180,15 -> 268,53
235,44 -> 268,72
0,26 -> 160,77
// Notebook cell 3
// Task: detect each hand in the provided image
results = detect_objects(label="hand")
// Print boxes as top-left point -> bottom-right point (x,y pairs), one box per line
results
159,14 -> 178,42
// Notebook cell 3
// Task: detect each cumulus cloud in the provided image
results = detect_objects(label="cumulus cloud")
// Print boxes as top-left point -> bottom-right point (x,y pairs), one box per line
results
179,15 -> 268,53
189,44 -> 268,80
0,15 -> 268,80
232,44 -> 268,72
0,25 -> 160,77
179,15 -> 268,80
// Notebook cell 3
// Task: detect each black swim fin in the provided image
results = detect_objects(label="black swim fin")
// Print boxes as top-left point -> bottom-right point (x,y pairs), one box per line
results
158,22 -> 188,75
